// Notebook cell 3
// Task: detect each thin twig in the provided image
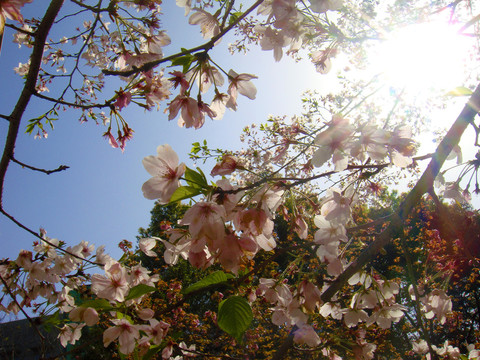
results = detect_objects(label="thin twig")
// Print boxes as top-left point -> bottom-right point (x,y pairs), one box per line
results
103,0 -> 265,77
0,274 -> 46,354
11,157 -> 69,175
0,208 -> 102,266
33,91 -> 113,110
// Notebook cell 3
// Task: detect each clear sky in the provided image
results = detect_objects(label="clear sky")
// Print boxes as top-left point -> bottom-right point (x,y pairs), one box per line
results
0,1 -> 331,262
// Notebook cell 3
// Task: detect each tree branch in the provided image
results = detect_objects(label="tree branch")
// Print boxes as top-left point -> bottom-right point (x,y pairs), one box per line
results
11,156 -> 69,174
0,0 -> 65,209
102,0 -> 265,77
32,91 -> 113,110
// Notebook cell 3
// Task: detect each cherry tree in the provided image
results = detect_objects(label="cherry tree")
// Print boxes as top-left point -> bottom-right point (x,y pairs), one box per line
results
1,0 -> 480,359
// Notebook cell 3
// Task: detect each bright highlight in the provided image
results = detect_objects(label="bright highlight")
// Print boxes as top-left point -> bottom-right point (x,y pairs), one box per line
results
371,20 -> 471,93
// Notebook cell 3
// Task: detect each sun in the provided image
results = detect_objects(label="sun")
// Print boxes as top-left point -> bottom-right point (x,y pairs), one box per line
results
368,19 -> 472,95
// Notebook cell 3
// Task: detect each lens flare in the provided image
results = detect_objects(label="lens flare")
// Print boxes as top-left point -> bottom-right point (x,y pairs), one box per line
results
369,20 -> 471,94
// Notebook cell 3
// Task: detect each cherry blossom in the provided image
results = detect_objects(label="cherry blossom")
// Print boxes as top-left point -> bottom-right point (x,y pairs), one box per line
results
211,155 -> 241,176
69,306 -> 99,326
103,318 -> 140,354
58,323 -> 85,347
139,237 -> 158,257
142,144 -> 186,203
91,261 -> 130,302
0,0 -> 31,23
258,26 -> 289,61
388,125 -> 415,167
312,115 -> 353,171
293,324 -> 321,347
412,339 -> 428,355
144,319 -> 170,345
226,70 -> 258,110
188,9 -> 220,40
421,288 -> 452,324
320,188 -> 353,224
309,0 -> 343,13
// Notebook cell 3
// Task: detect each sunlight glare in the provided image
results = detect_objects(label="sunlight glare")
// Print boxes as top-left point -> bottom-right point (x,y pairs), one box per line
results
370,21 -> 470,93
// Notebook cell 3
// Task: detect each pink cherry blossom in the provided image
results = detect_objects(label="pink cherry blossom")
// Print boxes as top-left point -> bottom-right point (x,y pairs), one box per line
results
388,125 -> 415,167
91,261 -> 130,302
146,32 -> 171,55
58,323 -> 84,347
210,92 -> 230,120
180,201 -> 226,238
188,9 -> 220,39
169,71 -> 190,94
114,91 -> 132,111
321,188 -> 353,224
412,339 -> 428,354
294,215 -> 308,239
139,237 -> 158,257
69,306 -> 99,326
226,70 -> 258,110
188,63 -> 224,94
103,318 -> 140,354
144,319 -> 170,345
344,308 -> 369,327
421,289 -> 452,324
299,280 -> 322,312
311,50 -> 332,74
258,26 -> 288,61
142,144 -> 186,203
176,0 -> 192,16
211,155 -> 241,176
0,0 -> 32,23
309,0 -> 343,13
314,214 -> 348,243
293,324 -> 321,347
137,308 -> 155,321
367,304 -> 406,329
350,125 -> 388,162
312,116 -> 353,171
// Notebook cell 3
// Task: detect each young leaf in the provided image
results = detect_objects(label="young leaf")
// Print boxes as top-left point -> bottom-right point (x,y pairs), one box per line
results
142,345 -> 163,360
79,298 -> 114,310
183,270 -> 234,294
184,167 -> 208,189
445,86 -> 473,96
125,284 -> 157,301
169,186 -> 203,203
217,296 -> 253,342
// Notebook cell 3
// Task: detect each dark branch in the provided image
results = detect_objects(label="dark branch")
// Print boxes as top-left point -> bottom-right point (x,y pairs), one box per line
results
0,0 -> 65,208
11,157 -> 69,174
33,91 -> 112,110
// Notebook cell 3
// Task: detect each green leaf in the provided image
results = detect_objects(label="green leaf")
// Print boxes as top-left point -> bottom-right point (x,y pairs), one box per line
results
142,345 -> 163,360
79,298 -> 114,310
217,296 -> 252,342
125,284 -> 157,301
170,53 -> 195,73
228,11 -> 243,25
184,167 -> 208,189
183,270 -> 234,295
445,86 -> 473,96
169,186 -> 203,203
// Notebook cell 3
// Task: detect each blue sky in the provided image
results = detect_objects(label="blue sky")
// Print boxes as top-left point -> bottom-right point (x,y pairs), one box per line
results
0,1 -> 328,261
